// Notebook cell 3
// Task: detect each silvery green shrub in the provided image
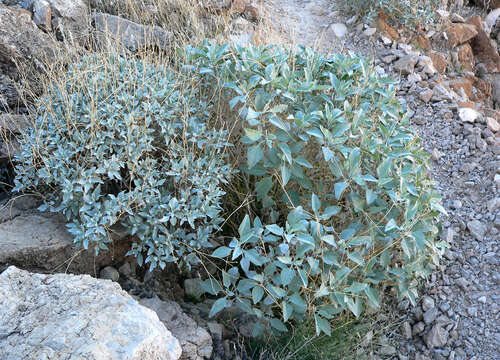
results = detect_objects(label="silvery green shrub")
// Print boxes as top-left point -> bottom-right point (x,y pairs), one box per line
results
14,54 -> 232,271
15,43 -> 446,337
182,42 -> 446,335
341,0 -> 440,28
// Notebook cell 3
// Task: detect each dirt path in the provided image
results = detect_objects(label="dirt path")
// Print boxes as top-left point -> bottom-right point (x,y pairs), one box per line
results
258,0 -> 349,54
260,1 -> 500,359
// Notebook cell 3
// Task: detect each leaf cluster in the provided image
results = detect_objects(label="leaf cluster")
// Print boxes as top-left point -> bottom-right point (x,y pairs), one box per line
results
14,54 -> 232,271
183,42 -> 446,335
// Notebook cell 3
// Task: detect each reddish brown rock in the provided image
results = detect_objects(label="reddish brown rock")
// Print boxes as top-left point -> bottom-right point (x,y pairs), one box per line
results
470,76 -> 492,101
243,5 -> 259,22
413,34 -> 431,50
446,78 -> 473,98
445,23 -> 478,47
466,16 -> 500,73
456,43 -> 475,72
429,52 -> 447,74
458,100 -> 476,108
375,12 -> 399,40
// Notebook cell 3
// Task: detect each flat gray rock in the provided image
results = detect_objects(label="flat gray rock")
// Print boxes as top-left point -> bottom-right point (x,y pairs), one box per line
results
0,197 -> 132,275
92,12 -> 172,52
140,297 -> 213,360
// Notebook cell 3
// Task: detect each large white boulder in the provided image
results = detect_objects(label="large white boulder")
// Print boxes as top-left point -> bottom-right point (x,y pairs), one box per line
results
0,266 -> 182,360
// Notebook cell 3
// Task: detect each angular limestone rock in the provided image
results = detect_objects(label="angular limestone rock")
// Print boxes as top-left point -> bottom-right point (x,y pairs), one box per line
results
0,266 -> 182,360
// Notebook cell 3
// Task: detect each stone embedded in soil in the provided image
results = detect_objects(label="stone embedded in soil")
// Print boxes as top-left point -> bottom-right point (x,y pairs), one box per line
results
379,345 -> 396,356
184,278 -> 204,301
207,321 -> 224,340
451,13 -> 465,23
425,324 -> 449,349
330,23 -> 347,38
419,89 -> 434,103
422,64 -> 437,76
100,265 -> 119,281
432,85 -> 454,102
446,78 -> 473,98
119,261 -> 134,277
380,36 -> 392,46
394,55 -> 419,75
402,321 -> 413,340
422,296 -> 435,312
413,321 -> 425,336
423,307 -> 439,325
381,54 -> 397,64
362,27 -> 376,37
467,220 -> 487,241
431,148 -> 443,162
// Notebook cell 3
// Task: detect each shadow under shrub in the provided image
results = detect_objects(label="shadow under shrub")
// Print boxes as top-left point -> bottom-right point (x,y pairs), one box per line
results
14,42 -> 446,336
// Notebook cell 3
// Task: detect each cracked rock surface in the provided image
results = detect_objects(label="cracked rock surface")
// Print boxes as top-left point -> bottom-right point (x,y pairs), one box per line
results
0,266 -> 182,360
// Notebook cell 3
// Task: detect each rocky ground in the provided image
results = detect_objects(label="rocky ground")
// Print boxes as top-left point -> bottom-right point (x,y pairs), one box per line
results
1,0 -> 499,360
